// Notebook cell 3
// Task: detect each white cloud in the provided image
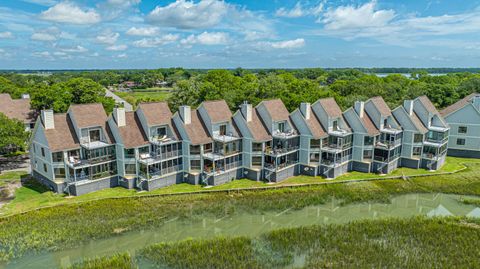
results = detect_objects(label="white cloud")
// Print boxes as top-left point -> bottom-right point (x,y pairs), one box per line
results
31,32 -> 57,41
180,32 -> 229,46
0,31 -> 13,39
269,38 -> 305,49
32,51 -> 52,58
133,34 -> 180,47
275,2 -> 324,18
96,31 -> 119,45
53,51 -> 67,56
147,0 -> 228,29
39,2 -> 101,25
117,53 -> 127,58
60,45 -> 88,53
321,1 -> 395,30
126,27 -> 160,36
106,44 -> 128,51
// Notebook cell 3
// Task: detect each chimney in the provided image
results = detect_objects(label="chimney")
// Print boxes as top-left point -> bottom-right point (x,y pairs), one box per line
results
240,101 -> 252,122
21,93 -> 30,99
403,100 -> 414,116
41,109 -> 54,130
354,101 -> 364,118
179,106 -> 191,124
473,95 -> 480,111
300,102 -> 311,120
113,107 -> 126,127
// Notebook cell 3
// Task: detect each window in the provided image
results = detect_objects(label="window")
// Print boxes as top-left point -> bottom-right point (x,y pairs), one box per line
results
364,136 -> 374,146
457,138 -> 466,146
43,163 -> 47,172
252,156 -> 262,166
54,168 -> 65,179
219,124 -> 227,135
124,148 -> 135,158
458,126 -> 467,134
52,152 -> 63,162
363,150 -> 373,160
332,120 -> 338,131
156,127 -> 167,137
414,134 -> 423,143
125,164 -> 136,175
252,143 -> 263,152
413,147 -> 422,157
190,145 -> 201,155
89,129 -> 101,142
203,143 -> 212,153
190,160 -> 201,170
383,118 -> 388,128
310,139 -> 321,149
41,147 -> 45,157
278,122 -> 285,132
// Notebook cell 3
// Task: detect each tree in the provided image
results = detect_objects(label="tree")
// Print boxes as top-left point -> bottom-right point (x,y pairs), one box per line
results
0,113 -> 29,154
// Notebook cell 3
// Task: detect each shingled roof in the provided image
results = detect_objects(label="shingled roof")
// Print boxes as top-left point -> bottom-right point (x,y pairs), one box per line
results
303,107 -> 327,139
417,95 -> 440,115
360,113 -> 380,136
201,100 -> 232,123
138,102 -> 172,126
0,93 -> 36,124
317,98 -> 343,118
440,93 -> 480,117
69,103 -> 113,143
369,96 -> 392,116
243,109 -> 271,142
260,99 -> 290,121
116,112 -> 149,148
44,114 -> 80,152
182,109 -> 212,145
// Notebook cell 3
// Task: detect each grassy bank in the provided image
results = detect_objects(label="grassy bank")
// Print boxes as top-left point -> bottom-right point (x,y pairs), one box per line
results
66,253 -> 136,269
70,217 -> 480,268
0,171 -> 25,188
1,157 -> 473,216
1,161 -> 480,262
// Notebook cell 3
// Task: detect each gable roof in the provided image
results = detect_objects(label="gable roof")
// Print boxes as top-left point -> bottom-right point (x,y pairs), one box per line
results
138,102 -> 172,126
0,93 -> 36,123
302,107 -> 327,139
369,96 -> 392,116
44,114 -> 80,152
116,112 -> 149,148
69,103 -> 108,129
181,109 -> 212,145
201,100 -> 232,123
260,99 -> 290,121
243,109 -> 272,142
360,112 -> 380,136
417,95 -> 441,115
317,98 -> 343,118
410,111 -> 428,133
440,93 -> 480,117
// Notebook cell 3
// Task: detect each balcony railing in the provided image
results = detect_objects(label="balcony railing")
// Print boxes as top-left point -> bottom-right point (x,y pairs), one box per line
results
88,154 -> 116,164
139,150 -> 181,164
264,146 -> 299,155
204,161 -> 241,175
375,139 -> 401,149
373,155 -> 399,163
321,155 -> 351,167
425,137 -> 448,145
264,160 -> 298,171
140,165 -> 182,180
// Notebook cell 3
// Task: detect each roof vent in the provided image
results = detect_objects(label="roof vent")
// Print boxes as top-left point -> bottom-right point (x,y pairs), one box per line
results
41,109 -> 54,130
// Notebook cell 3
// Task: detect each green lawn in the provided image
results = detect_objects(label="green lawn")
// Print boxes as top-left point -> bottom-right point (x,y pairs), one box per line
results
0,171 -> 27,188
0,157 -> 477,216
115,88 -> 171,106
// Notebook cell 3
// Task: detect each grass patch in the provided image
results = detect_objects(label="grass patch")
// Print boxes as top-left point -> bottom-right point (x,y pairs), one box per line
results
1,161 -> 480,262
93,217 -> 480,268
66,253 -> 136,269
116,90 -> 170,105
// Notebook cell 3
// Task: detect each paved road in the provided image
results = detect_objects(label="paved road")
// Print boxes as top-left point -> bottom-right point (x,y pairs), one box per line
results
105,89 -> 133,111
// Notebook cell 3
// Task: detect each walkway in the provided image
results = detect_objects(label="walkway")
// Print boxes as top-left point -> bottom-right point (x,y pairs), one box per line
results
105,89 -> 133,111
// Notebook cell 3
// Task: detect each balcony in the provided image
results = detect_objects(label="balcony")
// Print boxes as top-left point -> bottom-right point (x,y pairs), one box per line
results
375,139 -> 401,149
264,145 -> 299,156
150,135 -> 177,146
321,155 -> 351,167
139,165 -> 182,180
204,161 -> 241,176
138,150 -> 181,164
272,129 -> 297,139
212,131 -> 240,142
264,160 -> 298,171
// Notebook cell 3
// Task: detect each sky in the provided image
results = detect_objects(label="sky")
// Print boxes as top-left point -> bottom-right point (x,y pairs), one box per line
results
1,0 -> 480,69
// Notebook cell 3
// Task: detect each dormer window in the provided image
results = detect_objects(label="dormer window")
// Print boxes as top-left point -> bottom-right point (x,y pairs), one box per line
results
156,127 -> 167,137
332,120 -> 338,131
219,124 -> 227,136
278,122 -> 285,133
89,129 -> 101,142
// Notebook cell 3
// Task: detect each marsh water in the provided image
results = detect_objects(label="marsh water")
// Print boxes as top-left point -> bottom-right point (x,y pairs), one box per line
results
4,193 -> 480,269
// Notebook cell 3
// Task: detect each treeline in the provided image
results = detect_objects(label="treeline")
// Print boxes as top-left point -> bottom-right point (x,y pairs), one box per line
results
1,68 -> 480,114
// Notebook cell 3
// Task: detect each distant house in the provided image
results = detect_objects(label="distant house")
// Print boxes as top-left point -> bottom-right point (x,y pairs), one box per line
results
118,81 -> 137,91
0,93 -> 37,131
441,93 -> 480,158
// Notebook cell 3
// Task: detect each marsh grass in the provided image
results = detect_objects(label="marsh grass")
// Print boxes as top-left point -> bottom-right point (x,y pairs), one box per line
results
66,253 -> 136,269
1,163 -> 480,262
138,217 -> 480,268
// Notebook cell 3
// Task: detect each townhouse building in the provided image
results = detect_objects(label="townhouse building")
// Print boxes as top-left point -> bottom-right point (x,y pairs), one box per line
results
0,93 -> 37,131
28,95 -> 459,196
441,93 -> 480,158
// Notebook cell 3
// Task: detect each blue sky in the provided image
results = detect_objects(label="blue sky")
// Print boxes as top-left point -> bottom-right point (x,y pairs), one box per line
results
1,0 -> 480,69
